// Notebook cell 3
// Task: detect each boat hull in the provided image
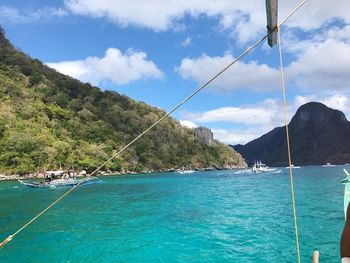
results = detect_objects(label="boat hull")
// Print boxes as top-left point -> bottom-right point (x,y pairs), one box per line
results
345,182 -> 350,220
18,178 -> 97,188
18,180 -> 48,188
178,170 -> 195,174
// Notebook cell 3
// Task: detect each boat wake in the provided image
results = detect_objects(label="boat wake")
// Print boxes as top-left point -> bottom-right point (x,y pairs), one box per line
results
234,168 -> 282,175
234,169 -> 252,174
271,170 -> 282,174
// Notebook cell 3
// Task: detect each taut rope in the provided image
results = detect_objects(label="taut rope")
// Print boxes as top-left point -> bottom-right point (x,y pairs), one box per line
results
0,33 -> 268,249
0,0 -> 309,252
277,25 -> 301,263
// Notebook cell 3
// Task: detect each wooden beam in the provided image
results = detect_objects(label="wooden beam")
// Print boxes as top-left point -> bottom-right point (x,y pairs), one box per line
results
265,0 -> 278,47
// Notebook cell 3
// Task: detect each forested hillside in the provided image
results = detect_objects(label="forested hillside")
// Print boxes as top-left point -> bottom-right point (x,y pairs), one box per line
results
0,26 -> 245,175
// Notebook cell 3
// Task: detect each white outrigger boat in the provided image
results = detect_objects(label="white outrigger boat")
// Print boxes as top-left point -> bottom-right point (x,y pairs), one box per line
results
252,161 -> 275,173
18,179 -> 80,188
178,169 -> 195,174
18,170 -> 98,188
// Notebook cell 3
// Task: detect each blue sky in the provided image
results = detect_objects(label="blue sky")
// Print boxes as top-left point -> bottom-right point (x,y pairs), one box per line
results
1,0 -> 350,144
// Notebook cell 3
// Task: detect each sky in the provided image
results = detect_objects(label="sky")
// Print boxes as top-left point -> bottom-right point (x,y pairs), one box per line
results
1,0 -> 350,145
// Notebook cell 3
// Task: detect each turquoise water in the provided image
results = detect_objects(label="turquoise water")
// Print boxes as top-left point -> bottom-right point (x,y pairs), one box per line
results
0,166 -> 347,262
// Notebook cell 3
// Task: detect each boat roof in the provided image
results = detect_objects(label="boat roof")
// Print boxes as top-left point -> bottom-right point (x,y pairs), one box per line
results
45,170 -> 65,175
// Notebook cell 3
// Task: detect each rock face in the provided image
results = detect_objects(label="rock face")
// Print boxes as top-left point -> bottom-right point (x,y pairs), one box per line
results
233,102 -> 350,166
193,127 -> 213,146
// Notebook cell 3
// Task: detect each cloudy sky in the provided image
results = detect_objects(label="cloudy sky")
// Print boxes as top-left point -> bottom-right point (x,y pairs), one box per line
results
1,0 -> 350,144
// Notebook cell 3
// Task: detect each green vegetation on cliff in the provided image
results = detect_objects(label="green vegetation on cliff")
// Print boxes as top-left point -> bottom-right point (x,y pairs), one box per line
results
0,26 -> 245,175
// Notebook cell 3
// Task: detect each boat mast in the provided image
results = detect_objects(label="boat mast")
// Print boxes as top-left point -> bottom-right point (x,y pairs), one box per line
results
265,0 -> 278,47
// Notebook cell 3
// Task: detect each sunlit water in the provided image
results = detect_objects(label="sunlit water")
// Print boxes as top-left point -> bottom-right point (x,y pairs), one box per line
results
0,166 -> 347,262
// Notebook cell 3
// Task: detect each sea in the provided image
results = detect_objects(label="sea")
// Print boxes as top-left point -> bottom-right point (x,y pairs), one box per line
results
0,166 -> 347,263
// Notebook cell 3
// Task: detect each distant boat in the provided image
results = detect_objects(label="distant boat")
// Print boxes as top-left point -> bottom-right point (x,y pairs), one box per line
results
18,170 -> 98,188
285,164 -> 301,169
19,179 -> 77,188
252,161 -> 275,173
178,170 -> 195,174
18,177 -> 97,188
322,163 -> 336,167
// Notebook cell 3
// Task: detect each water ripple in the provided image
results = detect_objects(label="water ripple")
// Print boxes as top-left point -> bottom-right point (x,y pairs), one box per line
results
0,166 -> 346,262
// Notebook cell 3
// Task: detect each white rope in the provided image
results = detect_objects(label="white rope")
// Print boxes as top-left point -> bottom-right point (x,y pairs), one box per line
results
277,24 -> 301,263
275,2 -> 309,261
0,33 -> 268,249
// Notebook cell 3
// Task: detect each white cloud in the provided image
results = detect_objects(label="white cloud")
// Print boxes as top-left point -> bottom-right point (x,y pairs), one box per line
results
178,54 -> 280,92
323,95 -> 349,113
181,99 -> 286,145
286,29 -> 350,91
183,105 -> 278,125
294,94 -> 350,118
180,36 -> 192,47
179,120 -> 198,129
212,128 -> 267,145
64,0 -> 350,43
279,0 -> 350,31
47,48 -> 163,86
178,23 -> 350,93
182,94 -> 350,144
180,99 -> 284,144
0,6 -> 67,23
64,0 -> 262,41
2,1 -> 349,44
322,25 -> 350,44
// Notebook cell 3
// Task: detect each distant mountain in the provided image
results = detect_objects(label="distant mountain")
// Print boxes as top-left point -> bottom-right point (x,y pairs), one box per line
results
0,26 -> 245,175
232,102 -> 350,166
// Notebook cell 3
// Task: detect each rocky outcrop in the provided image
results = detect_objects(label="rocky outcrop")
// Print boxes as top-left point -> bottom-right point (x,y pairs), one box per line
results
232,102 -> 350,166
193,127 -> 214,146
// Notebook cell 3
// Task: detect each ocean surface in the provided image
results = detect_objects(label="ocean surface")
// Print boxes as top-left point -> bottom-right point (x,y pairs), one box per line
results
0,166 -> 347,262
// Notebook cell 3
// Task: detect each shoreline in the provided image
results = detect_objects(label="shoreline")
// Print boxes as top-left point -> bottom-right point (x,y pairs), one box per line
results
0,165 -> 247,181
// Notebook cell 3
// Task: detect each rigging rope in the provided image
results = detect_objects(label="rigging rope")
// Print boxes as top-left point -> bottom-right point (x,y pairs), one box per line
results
274,1 -> 309,261
0,33 -> 268,250
0,0 -> 309,250
277,25 -> 301,263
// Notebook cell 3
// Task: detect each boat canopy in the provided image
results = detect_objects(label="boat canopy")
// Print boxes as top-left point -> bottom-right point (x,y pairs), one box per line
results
45,170 -> 65,176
